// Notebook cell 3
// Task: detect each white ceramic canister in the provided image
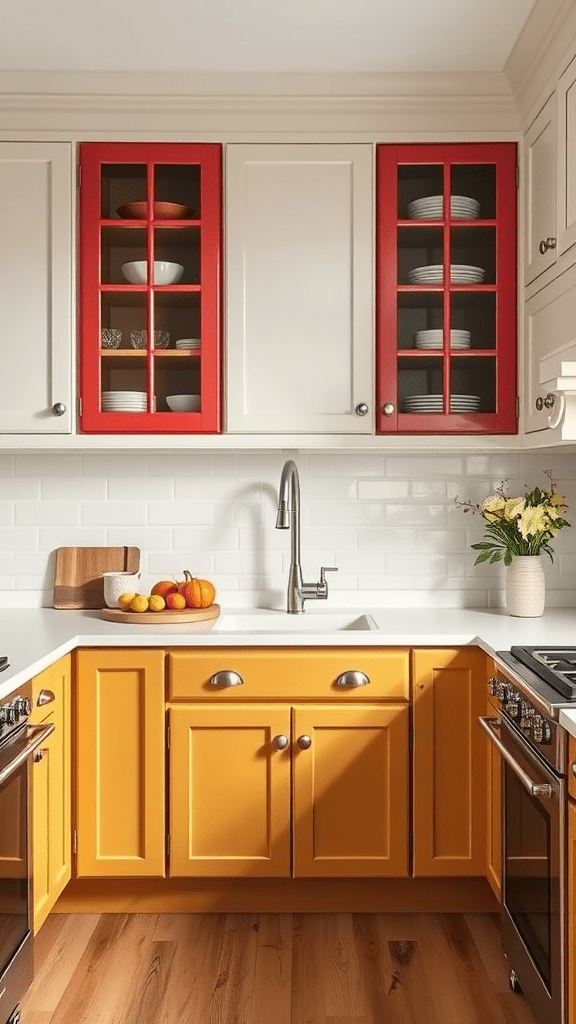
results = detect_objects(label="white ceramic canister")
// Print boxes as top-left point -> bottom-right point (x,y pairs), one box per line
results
102,571 -> 141,608
505,555 -> 546,617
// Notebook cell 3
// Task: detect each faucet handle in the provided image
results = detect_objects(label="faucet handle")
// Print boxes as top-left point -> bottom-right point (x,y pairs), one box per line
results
319,566 -> 338,597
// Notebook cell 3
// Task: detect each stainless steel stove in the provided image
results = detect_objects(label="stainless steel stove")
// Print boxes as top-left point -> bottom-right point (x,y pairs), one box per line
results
484,646 -> 576,1024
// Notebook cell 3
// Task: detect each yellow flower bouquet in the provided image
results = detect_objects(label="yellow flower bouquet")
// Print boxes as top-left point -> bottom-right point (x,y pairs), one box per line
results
455,475 -> 570,566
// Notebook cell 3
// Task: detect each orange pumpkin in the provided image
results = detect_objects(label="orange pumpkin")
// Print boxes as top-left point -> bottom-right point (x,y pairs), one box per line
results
178,570 -> 216,609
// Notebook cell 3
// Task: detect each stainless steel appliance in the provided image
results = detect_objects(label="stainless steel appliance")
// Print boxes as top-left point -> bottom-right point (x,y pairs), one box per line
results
483,647 -> 576,1024
0,681 -> 54,1024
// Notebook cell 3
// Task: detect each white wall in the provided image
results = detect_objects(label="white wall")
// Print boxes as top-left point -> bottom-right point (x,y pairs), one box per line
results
0,450 -> 575,609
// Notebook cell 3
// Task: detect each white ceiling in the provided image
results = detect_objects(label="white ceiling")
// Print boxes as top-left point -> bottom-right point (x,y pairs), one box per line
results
1,0 -> 538,74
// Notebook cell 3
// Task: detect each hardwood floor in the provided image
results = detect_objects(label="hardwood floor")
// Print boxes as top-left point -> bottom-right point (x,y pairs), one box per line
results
23,913 -> 539,1024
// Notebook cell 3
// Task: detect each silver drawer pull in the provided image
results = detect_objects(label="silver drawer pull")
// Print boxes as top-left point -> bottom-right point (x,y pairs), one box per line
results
335,671 -> 370,688
37,689 -> 55,707
272,734 -> 289,750
208,670 -> 244,688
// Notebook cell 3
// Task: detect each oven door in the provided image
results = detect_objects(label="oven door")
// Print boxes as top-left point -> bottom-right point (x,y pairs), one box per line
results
0,721 -> 54,1021
480,714 -> 564,1024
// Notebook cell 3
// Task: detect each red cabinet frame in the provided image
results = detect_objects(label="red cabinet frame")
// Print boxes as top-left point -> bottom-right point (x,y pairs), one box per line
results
80,142 -> 222,433
376,143 -> 517,435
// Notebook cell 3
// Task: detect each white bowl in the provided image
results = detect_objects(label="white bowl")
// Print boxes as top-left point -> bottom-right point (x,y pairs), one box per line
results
166,394 -> 201,412
121,261 -> 184,285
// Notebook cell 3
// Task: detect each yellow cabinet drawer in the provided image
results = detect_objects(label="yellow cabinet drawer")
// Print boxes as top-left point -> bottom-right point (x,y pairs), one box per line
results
30,656 -> 69,724
569,736 -> 576,802
167,647 -> 409,702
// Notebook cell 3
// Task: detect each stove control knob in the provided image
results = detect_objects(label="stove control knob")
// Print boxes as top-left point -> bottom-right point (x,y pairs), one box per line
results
505,697 -> 520,717
0,706 -> 7,727
13,697 -> 30,718
5,705 -> 16,726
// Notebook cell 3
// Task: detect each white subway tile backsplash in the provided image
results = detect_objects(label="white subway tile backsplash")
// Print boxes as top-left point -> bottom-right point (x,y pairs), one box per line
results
0,450 -> 573,609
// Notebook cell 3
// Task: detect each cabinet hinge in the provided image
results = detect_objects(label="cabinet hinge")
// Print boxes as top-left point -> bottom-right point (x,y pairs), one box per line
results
166,725 -> 170,748
516,396 -> 520,419
516,165 -> 519,189
76,164 -> 82,189
166,834 -> 171,856
73,829 -> 77,855
77,396 -> 82,419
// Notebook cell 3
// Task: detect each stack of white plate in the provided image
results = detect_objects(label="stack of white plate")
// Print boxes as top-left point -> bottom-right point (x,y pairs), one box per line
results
408,264 -> 485,284
175,338 -> 201,350
102,390 -> 147,413
414,329 -> 471,350
407,195 -> 480,220
402,394 -> 481,413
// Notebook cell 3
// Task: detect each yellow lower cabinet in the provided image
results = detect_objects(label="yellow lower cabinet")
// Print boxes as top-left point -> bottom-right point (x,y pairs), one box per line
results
569,797 -> 576,1024
292,704 -> 409,877
31,654 -> 72,932
169,704 -> 291,877
412,648 -> 488,877
76,649 -> 166,877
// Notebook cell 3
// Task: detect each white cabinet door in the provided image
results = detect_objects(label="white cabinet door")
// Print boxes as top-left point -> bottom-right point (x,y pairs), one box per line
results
525,95 -> 557,286
0,143 -> 72,433
558,56 -> 576,258
226,144 -> 373,433
524,262 -> 576,433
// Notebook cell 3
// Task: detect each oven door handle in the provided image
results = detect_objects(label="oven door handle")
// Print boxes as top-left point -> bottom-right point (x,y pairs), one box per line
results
0,722 -> 55,787
478,716 -> 553,799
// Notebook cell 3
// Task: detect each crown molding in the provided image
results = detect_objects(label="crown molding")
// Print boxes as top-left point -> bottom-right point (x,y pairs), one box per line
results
0,70 -> 519,136
505,0 -> 576,125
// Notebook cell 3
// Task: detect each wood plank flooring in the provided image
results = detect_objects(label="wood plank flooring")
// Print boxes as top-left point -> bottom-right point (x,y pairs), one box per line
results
23,913 -> 539,1024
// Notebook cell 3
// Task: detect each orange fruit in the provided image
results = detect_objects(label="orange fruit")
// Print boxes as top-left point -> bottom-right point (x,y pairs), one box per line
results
151,580 -> 178,598
149,595 -> 166,612
166,592 -> 186,611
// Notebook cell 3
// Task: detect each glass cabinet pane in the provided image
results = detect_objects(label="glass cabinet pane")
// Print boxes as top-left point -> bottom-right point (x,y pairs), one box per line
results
397,293 -> 443,350
398,164 -> 443,220
450,164 -> 496,219
100,164 -> 147,219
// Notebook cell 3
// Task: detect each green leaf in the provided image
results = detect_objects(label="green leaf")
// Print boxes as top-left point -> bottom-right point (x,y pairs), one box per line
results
489,551 -> 503,563
474,551 -> 492,564
504,551 -> 513,566
471,542 -> 494,550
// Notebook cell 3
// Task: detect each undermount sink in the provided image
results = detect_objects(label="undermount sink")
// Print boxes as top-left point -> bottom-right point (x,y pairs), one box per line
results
212,612 -> 378,633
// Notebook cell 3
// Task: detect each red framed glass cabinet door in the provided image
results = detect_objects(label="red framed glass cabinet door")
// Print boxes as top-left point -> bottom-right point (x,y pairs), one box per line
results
80,142 -> 221,433
376,143 -> 517,435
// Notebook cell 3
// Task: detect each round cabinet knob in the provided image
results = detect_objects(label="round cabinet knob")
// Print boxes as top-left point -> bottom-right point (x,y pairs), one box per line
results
535,396 -> 544,411
208,670 -> 244,688
355,403 -> 369,416
297,735 -> 312,750
382,403 -> 395,416
539,237 -> 557,254
544,393 -> 556,409
52,403 -> 66,417
272,734 -> 289,751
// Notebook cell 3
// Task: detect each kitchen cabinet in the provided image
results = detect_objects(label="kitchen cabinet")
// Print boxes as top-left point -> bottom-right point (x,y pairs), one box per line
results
31,655 -> 72,933
558,56 -> 576,258
75,648 -> 165,877
0,143 -> 73,434
169,702 -> 409,879
377,143 -> 517,435
412,647 -> 488,876
225,144 -> 374,434
79,142 -> 222,434
525,94 -> 558,285
167,647 -> 409,878
523,259 -> 576,434
486,694 -> 502,902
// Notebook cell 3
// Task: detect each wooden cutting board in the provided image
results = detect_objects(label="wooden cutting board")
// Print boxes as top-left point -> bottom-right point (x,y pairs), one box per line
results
54,546 -> 141,609
101,604 -> 220,626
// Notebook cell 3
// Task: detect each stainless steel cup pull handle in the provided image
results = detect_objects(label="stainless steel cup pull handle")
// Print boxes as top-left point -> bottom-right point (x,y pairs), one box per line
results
37,689 -> 55,707
297,735 -> 312,750
272,734 -> 289,750
335,671 -> 370,688
208,670 -> 244,688
478,716 -> 553,798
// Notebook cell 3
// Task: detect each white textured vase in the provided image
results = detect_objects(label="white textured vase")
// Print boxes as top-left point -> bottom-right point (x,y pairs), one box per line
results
505,555 -> 546,617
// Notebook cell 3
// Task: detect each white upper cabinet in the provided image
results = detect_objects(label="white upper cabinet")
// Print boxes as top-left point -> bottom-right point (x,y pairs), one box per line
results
0,143 -> 73,433
225,144 -> 374,433
558,56 -> 576,258
525,94 -> 557,286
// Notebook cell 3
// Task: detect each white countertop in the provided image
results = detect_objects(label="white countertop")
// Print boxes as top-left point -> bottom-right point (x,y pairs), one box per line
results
3,605 -> 576,703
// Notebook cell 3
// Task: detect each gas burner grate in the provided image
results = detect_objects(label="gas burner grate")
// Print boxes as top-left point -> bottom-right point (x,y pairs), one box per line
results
510,646 -> 576,700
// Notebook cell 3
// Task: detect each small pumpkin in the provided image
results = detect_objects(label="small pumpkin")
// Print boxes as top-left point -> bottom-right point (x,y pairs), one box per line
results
178,570 -> 216,609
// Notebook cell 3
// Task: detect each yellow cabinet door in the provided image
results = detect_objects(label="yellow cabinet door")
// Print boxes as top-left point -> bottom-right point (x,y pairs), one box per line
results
169,705 -> 291,878
569,798 -> 576,1024
76,649 -> 165,877
32,654 -> 71,932
292,704 -> 409,878
413,648 -> 488,877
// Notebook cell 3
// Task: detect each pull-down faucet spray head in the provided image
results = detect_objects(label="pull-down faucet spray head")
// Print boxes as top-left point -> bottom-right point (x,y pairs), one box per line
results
275,505 -> 290,529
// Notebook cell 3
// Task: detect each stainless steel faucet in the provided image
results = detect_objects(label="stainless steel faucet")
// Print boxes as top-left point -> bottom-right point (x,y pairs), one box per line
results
275,459 -> 338,613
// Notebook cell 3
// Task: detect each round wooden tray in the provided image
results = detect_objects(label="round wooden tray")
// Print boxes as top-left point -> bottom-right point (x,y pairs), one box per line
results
101,603 -> 220,626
